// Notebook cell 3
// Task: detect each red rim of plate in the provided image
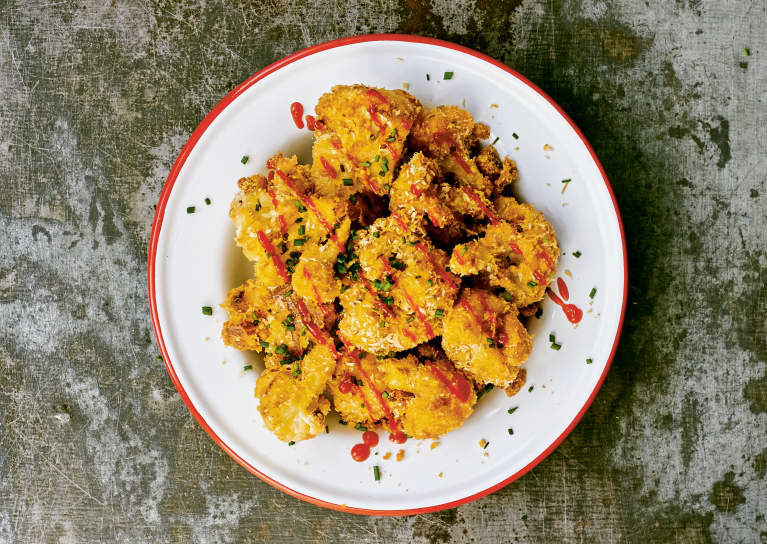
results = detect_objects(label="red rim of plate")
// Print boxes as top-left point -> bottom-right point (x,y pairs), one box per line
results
148,33 -> 628,516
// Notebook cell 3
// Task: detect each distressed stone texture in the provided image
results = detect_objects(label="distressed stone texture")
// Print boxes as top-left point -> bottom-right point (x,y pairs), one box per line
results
0,0 -> 765,542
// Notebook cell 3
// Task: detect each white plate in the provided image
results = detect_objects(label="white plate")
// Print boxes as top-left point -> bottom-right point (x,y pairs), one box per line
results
149,35 -> 627,515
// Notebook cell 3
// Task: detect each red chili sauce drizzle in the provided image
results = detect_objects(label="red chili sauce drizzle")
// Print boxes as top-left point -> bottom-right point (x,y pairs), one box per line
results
462,186 -> 499,225
426,361 -> 472,403
290,102 -> 304,129
459,295 -> 503,348
320,157 -> 337,179
538,249 -> 554,269
510,242 -> 524,255
346,347 -> 407,445
366,88 -> 389,104
305,115 -> 317,131
453,250 -> 466,266
274,169 -> 346,252
547,278 -> 583,324
556,277 -> 569,301
413,242 -> 458,290
256,230 -> 290,283
351,443 -> 370,462
266,189 -> 288,236
338,374 -> 353,394
384,142 -> 400,161
303,269 -> 331,315
367,104 -> 386,132
390,212 -> 408,233
433,130 -> 473,174
379,255 -> 435,339
533,270 -> 546,284
402,328 -> 418,343
362,430 -> 379,447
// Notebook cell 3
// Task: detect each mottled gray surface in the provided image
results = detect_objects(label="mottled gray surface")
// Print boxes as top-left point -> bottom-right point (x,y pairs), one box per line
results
0,0 -> 765,542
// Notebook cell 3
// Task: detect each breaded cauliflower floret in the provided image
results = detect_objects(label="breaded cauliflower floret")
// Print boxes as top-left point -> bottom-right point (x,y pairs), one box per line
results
337,215 -> 460,354
311,85 -> 422,197
254,343 -> 336,442
221,278 -> 334,368
328,351 -> 476,438
475,145 -> 519,195
229,153 -> 351,290
441,288 -> 532,387
449,197 -> 559,307
410,105 -> 493,195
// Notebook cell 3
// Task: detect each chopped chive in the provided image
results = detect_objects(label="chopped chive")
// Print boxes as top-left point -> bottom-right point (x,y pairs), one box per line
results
549,333 -> 555,342
374,154 -> 380,162
340,164 -> 345,172
275,344 -> 289,355
486,337 -> 495,348
491,136 -> 499,145
259,341 -> 269,349
155,355 -> 163,361
427,279 -> 434,287
241,155 -> 249,164
372,231 -> 380,238
589,287 -> 597,298
342,178 -> 354,186
186,206 -> 195,214
354,422 -> 367,431
288,441 -> 295,446
373,465 -> 381,481
293,238 -> 307,246
528,385 -> 534,392
384,183 -> 391,191
435,309 -> 444,318
501,291 -> 513,302
507,428 -> 514,435
586,358 -> 593,365
201,306 -> 212,315
204,197 -> 211,205
292,362 -> 301,376
282,289 -> 293,297
296,201 -> 307,212
254,202 -> 261,211
339,419 -> 347,425
252,317 -> 259,326
550,342 -> 562,350
573,250 -> 582,258
476,383 -> 494,400
406,315 -> 415,323
298,225 -> 306,236
349,194 -> 358,204
527,281 -> 538,287
744,47 -> 751,56
359,161 -> 371,167
507,406 -> 518,414
426,73 -> 430,80
512,133 -> 519,139
443,71 -> 454,80
243,365 -> 252,371
382,391 -> 389,399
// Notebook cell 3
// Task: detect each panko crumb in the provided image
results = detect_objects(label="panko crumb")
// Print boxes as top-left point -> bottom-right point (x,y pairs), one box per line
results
396,450 -> 405,462
438,472 -> 443,478
221,360 -> 226,365
565,269 -> 573,278
543,144 -> 554,151
430,441 -> 440,450
383,452 -> 392,460
402,82 -> 410,90
489,103 -> 499,109
478,439 -> 487,449
204,337 -> 210,342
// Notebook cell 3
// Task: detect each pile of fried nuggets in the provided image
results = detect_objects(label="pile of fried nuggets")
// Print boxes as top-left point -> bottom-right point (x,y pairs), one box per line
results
221,85 -> 559,444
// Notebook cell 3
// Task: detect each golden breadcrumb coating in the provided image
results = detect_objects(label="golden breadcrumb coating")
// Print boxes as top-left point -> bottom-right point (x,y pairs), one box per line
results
311,85 -> 421,197
449,196 -> 559,307
328,351 -> 476,439
254,343 -> 335,442
441,288 -> 532,387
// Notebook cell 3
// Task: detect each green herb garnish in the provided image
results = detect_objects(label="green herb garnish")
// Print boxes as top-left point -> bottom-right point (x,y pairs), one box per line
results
186,206 -> 195,214
435,309 -> 444,318
201,306 -> 212,315
444,71 -> 454,80
204,197 -> 211,205
241,155 -> 249,164
342,178 -> 354,186
373,465 -> 381,481
589,287 -> 597,298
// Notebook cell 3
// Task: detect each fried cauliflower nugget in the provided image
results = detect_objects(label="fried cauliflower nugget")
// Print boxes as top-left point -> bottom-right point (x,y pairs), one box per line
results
311,85 -> 422,197
254,343 -> 336,442
449,197 -> 559,307
410,105 -> 493,195
229,153 -> 351,290
441,288 -> 532,387
474,145 -> 519,195
328,351 -> 475,438
337,215 -> 460,354
221,278 -> 335,368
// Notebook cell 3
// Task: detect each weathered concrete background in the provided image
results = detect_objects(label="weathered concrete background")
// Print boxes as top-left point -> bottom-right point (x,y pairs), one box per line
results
0,0 -> 765,542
